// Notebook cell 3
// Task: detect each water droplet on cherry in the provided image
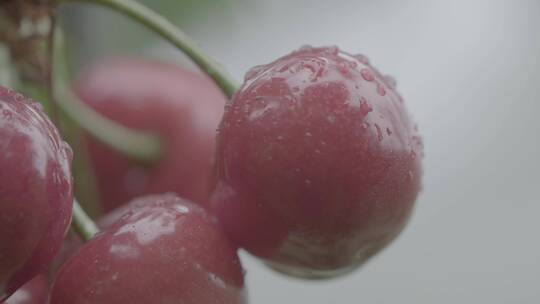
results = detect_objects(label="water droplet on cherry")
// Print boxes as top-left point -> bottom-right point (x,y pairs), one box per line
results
359,97 -> 373,116
376,83 -> 386,96
2,109 -> 12,119
244,65 -> 267,81
374,124 -> 383,141
326,46 -> 339,55
29,102 -> 44,112
299,45 -> 314,52
361,68 -> 374,81
353,54 -> 370,65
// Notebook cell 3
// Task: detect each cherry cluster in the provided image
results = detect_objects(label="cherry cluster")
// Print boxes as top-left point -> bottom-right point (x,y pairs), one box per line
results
0,45 -> 423,303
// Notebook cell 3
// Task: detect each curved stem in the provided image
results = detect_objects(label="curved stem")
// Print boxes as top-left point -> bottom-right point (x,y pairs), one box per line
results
55,80 -> 163,161
0,45 -> 16,89
58,0 -> 239,98
72,198 -> 99,241
51,26 -> 163,162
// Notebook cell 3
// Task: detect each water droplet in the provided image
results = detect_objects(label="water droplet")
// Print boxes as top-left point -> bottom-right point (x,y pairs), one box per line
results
299,45 -> 314,51
2,109 -> 12,119
14,93 -> 25,101
353,54 -> 370,65
361,68 -> 374,81
244,64 -> 266,81
305,132 -> 312,137
278,64 -> 291,73
325,46 -> 339,55
277,135 -> 284,140
305,179 -> 312,187
359,97 -> 373,116
384,75 -> 397,88
374,124 -> 383,141
249,100 -> 279,121
376,83 -> 386,96
29,102 -> 44,112
386,128 -> 392,136
337,62 -> 349,75
62,141 -> 74,162
407,170 -> 414,181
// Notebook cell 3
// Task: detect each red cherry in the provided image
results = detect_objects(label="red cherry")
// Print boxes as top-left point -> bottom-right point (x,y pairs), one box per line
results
210,46 -> 423,278
50,194 -> 246,304
0,87 -> 73,299
2,275 -> 48,304
74,58 -> 226,211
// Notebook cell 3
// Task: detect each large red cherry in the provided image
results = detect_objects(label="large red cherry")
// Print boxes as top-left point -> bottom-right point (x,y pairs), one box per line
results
210,46 -> 423,278
0,87 -> 73,299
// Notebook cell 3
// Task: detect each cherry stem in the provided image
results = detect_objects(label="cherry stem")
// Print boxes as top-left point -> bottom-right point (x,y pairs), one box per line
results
0,45 -> 16,89
51,25 -> 163,162
72,198 -> 99,241
58,0 -> 239,98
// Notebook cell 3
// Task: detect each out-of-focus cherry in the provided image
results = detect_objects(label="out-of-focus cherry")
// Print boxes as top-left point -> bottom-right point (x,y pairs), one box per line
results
74,58 -> 226,212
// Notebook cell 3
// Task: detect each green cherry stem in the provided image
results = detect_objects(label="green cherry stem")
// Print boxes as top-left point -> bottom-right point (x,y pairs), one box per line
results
55,79 -> 163,161
72,198 -> 99,241
58,0 -> 239,98
51,26 -> 163,162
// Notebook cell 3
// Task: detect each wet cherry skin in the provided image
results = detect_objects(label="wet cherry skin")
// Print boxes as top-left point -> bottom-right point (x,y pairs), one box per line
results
0,87 -> 73,299
210,46 -> 423,278
74,58 -> 226,211
50,193 -> 246,304
3,275 -> 48,304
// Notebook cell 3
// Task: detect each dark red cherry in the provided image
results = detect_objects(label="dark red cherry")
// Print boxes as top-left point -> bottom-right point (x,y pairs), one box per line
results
3,275 -> 48,304
50,194 -> 246,304
210,46 -> 423,278
0,87 -> 73,299
74,58 -> 226,211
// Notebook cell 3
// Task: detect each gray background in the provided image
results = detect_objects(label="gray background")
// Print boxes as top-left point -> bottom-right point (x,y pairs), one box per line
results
70,0 -> 540,302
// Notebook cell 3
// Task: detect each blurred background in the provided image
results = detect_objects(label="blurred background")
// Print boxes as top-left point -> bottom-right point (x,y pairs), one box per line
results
62,0 -> 540,303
